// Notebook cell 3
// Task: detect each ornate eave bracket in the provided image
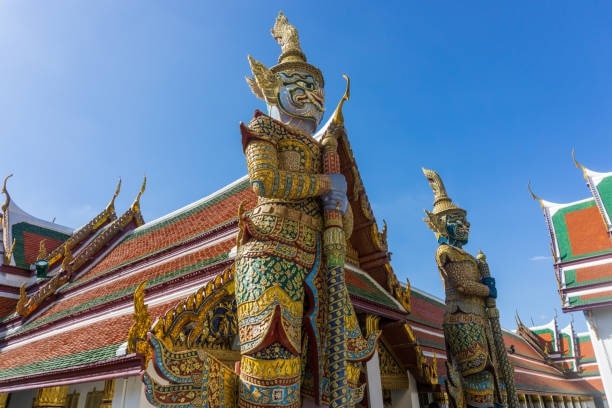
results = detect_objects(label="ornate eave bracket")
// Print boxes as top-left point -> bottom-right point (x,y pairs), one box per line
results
127,281 -> 152,365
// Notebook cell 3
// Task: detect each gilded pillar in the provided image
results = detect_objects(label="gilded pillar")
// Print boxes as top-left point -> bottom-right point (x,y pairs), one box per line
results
33,386 -> 69,408
100,379 -> 115,408
535,394 -> 544,408
519,393 -> 526,408
543,395 -> 554,408
555,395 -> 565,408
0,393 -> 8,408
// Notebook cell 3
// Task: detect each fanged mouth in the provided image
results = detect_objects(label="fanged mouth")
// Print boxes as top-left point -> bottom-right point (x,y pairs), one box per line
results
294,90 -> 324,111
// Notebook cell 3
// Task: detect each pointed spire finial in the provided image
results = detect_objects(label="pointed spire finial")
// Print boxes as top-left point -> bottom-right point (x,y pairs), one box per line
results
1,174 -> 13,214
130,177 -> 147,213
527,181 -> 545,209
571,148 -> 589,181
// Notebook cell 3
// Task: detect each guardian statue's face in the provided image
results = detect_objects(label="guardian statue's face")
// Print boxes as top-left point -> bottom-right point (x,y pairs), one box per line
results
271,70 -> 324,134
445,212 -> 470,247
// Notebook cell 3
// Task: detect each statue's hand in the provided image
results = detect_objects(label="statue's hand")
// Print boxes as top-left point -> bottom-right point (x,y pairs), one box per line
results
481,277 -> 497,299
322,174 -> 348,215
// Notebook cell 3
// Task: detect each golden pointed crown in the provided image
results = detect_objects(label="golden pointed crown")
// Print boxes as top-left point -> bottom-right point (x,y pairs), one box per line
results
269,11 -> 324,86
422,168 -> 465,236
247,11 -> 324,102
422,168 -> 465,216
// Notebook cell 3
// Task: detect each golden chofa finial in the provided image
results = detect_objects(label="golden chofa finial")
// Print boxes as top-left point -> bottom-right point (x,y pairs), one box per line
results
571,148 -> 589,180
1,174 -> 13,214
110,178 -> 122,205
130,176 -> 147,213
527,181 -> 545,210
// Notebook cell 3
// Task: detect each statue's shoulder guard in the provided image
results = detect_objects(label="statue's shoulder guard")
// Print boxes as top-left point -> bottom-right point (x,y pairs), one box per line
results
240,110 -> 291,151
436,244 -> 474,266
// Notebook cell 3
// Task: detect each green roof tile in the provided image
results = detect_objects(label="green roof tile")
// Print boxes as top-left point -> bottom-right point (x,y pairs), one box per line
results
0,344 -> 121,380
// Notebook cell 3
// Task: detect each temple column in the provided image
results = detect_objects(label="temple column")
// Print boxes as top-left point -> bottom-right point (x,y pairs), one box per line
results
538,395 -> 546,408
0,393 -> 8,408
555,395 -> 565,408
525,394 -> 533,408
439,392 -> 450,408
33,386 -> 68,408
519,393 -> 527,408
531,395 -> 543,408
100,379 -> 115,408
366,349 -> 384,408
543,395 -> 554,408
365,315 -> 384,408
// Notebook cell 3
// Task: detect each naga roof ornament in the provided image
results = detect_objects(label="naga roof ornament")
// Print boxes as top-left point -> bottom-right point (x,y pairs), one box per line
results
1,174 -> 13,265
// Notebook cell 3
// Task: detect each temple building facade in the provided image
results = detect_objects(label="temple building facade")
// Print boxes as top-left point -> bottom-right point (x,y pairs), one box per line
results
531,153 -> 612,407
0,169 -> 606,407
0,12 -> 608,408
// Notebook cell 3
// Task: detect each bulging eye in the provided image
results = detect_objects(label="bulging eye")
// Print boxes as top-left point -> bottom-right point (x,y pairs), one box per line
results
297,80 -> 314,90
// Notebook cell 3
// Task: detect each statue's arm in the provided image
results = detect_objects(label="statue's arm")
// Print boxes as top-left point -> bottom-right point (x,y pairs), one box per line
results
452,271 -> 490,297
437,247 -> 490,297
245,138 -> 331,200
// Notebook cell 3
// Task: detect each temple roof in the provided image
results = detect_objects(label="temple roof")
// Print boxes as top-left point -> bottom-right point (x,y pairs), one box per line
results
0,177 -> 74,317
532,157 -> 612,312
1,188 -> 73,270
0,168 -> 409,391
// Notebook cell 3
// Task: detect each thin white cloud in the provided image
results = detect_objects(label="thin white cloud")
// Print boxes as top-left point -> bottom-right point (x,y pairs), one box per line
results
530,255 -> 550,261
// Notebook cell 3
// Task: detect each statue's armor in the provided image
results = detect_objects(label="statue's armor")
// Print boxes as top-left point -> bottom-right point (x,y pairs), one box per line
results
437,244 -> 499,408
236,111 -> 329,408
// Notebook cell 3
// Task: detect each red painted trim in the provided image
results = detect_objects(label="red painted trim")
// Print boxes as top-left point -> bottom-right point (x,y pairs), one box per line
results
0,284 -> 19,294
0,264 -> 31,278
0,354 -> 144,393
556,252 -> 612,268
0,259 -> 233,346
349,294 -> 408,320
562,299 -> 612,313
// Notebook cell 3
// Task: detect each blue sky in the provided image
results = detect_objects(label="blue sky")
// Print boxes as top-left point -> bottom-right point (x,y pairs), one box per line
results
2,1 -> 611,332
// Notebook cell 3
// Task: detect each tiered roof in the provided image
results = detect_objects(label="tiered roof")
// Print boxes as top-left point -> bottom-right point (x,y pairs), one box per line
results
0,148 -> 605,400
0,160 -> 420,393
0,175 -> 73,316
531,153 -> 612,311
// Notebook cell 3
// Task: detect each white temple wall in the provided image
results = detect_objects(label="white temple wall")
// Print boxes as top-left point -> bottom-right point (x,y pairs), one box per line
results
585,307 -> 612,408
366,349 -> 384,408
112,375 -> 156,408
